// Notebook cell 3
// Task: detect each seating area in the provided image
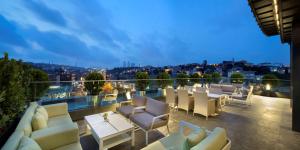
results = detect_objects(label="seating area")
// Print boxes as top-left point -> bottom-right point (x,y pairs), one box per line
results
165,84 -> 254,120
2,102 -> 81,150
2,86 -> 299,150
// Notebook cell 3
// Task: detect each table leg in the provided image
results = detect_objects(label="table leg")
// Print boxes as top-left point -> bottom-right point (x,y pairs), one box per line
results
131,129 -> 135,147
99,139 -> 103,150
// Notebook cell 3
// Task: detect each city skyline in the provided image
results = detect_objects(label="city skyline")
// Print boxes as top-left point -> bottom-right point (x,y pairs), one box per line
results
0,0 -> 290,67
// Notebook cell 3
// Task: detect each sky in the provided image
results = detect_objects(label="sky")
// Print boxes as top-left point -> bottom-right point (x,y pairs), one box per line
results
0,0 -> 290,68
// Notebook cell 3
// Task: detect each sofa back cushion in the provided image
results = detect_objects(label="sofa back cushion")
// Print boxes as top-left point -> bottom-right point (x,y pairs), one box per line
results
132,95 -> 146,107
187,128 -> 206,148
16,102 -> 38,136
191,127 -> 228,150
145,97 -> 169,117
32,112 -> 48,131
18,136 -> 42,150
1,130 -> 24,150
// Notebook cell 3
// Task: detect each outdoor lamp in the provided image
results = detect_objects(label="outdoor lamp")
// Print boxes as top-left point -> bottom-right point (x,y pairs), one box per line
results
266,84 -> 271,91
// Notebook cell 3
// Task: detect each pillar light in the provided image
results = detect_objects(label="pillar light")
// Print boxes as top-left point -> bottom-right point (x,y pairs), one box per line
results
266,84 -> 271,91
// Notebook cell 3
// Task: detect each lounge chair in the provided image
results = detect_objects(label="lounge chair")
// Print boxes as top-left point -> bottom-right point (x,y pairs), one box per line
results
130,97 -> 170,145
116,95 -> 146,118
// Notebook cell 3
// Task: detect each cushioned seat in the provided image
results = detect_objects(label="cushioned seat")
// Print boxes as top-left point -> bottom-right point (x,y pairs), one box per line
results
116,105 -> 144,118
53,142 -> 82,150
47,114 -> 73,127
117,95 -> 146,118
142,133 -> 188,150
130,112 -> 168,130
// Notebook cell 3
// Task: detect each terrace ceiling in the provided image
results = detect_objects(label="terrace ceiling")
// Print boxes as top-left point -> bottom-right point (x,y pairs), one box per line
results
248,0 -> 300,43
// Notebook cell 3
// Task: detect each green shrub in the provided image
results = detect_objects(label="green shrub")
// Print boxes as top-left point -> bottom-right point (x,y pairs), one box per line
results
176,73 -> 188,87
84,72 -> 105,95
262,74 -> 279,87
230,73 -> 244,83
212,72 -> 221,83
190,73 -> 200,84
202,74 -> 212,83
157,72 -> 171,88
135,72 -> 149,91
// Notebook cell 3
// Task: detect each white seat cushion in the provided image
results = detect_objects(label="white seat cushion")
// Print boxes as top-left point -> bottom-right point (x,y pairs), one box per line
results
48,114 -> 73,127
53,142 -> 82,150
18,136 -> 42,150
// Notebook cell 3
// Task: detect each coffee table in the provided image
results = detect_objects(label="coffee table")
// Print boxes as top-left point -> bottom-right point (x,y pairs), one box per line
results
84,111 -> 135,150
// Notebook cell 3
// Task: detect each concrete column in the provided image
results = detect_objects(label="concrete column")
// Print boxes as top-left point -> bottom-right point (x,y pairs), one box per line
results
291,20 -> 300,132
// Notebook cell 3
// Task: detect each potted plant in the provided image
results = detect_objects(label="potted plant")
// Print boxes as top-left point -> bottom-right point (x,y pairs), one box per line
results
84,72 -> 105,105
176,73 -> 188,89
157,72 -> 171,96
230,73 -> 244,84
102,82 -> 113,94
190,73 -> 201,86
135,72 -> 149,96
202,73 -> 212,84
262,74 -> 279,96
212,72 -> 221,84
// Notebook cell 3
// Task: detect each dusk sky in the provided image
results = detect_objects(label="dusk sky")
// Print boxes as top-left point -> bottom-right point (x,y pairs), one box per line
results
0,0 -> 290,68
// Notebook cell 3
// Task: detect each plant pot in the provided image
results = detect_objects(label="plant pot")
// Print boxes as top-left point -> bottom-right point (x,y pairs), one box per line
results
87,95 -> 99,106
137,91 -> 146,96
157,88 -> 166,96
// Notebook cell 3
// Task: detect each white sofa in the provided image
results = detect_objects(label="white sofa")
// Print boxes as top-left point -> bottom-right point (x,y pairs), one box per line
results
1,102 -> 82,150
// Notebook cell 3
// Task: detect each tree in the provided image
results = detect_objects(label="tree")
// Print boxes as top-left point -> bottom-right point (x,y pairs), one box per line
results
262,74 -> 279,87
0,54 -> 25,117
190,73 -> 200,84
176,73 -> 188,87
135,72 -> 149,91
230,73 -> 244,83
84,72 -> 105,95
157,72 -> 171,88
212,72 -> 221,83
202,74 -> 212,83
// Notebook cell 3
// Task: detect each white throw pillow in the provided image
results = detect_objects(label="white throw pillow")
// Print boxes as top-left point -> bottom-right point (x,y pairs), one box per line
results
36,106 -> 48,121
31,112 -> 47,131
18,136 -> 41,150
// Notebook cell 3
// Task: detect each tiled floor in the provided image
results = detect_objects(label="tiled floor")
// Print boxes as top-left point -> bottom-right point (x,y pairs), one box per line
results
77,95 -> 300,150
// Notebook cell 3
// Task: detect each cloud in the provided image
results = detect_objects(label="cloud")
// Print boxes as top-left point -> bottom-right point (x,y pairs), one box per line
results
23,0 -> 67,27
0,15 -> 28,48
0,14 -> 119,67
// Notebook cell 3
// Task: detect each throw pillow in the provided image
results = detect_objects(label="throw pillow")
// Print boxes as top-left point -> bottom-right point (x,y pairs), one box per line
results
31,112 -> 47,131
36,106 -> 48,121
18,136 -> 41,150
187,128 -> 206,148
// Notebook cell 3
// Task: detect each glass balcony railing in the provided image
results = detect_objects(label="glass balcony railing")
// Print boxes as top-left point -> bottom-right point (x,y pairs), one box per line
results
30,78 -> 291,112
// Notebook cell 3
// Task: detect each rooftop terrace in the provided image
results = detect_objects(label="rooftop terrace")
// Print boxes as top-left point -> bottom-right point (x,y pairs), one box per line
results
77,95 -> 300,150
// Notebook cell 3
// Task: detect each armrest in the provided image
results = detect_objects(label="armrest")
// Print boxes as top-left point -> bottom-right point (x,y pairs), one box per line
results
178,121 -> 202,135
132,106 -> 146,115
31,123 -> 79,150
44,103 -> 68,117
104,94 -> 117,98
119,100 -> 132,107
150,114 -> 169,130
